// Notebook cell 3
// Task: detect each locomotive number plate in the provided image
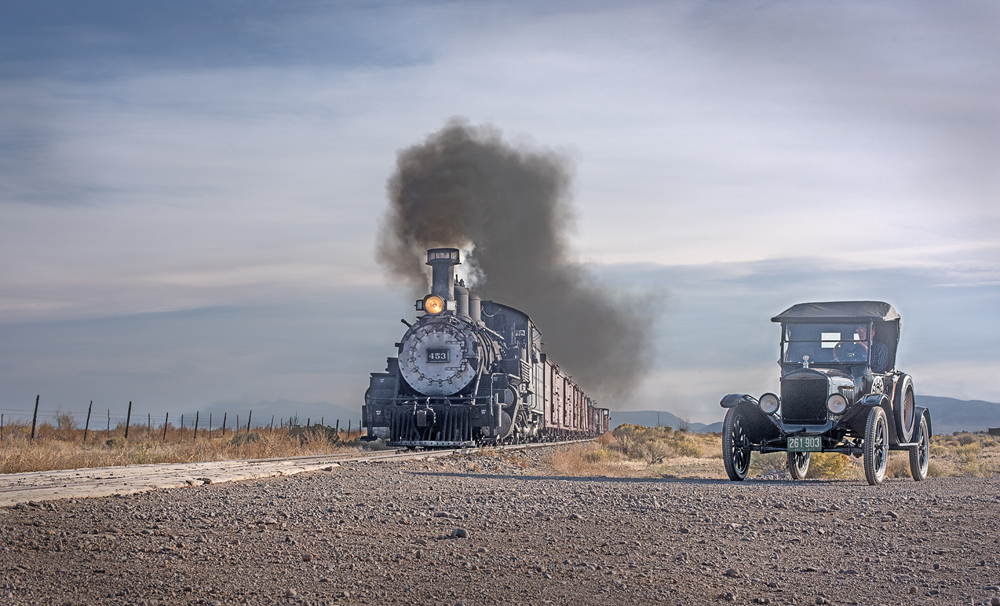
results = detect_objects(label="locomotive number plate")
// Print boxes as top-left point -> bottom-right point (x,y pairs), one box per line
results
787,436 -> 821,452
426,348 -> 450,363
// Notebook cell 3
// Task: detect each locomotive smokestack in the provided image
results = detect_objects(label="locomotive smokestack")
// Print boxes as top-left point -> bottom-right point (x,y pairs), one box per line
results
427,248 -> 460,301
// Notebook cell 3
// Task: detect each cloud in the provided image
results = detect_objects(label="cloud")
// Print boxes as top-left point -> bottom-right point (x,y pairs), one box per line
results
0,1 -> 996,424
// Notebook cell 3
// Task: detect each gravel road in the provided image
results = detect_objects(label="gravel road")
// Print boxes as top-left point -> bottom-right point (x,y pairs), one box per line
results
1,446 -> 998,606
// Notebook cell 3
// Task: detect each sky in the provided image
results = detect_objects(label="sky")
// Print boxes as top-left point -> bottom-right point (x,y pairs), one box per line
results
1,0 -> 998,425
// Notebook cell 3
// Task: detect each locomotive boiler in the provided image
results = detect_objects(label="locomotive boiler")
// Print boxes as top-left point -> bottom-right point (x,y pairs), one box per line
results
362,248 -> 610,447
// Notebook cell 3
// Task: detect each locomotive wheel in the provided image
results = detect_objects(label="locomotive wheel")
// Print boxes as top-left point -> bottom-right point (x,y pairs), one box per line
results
722,407 -> 752,481
863,406 -> 889,486
909,414 -> 930,481
787,451 -> 810,480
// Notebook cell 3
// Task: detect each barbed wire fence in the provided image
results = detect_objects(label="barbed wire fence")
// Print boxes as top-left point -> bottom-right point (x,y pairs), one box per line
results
0,395 -> 363,443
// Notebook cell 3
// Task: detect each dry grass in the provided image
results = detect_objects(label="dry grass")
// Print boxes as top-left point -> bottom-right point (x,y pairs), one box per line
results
0,420 -> 364,474
543,427 -> 1000,480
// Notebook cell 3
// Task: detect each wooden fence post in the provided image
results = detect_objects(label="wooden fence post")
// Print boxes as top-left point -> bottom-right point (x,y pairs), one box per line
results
194,411 -> 199,441
84,401 -> 92,443
180,414 -> 184,439
335,419 -> 339,434
321,417 -> 324,427
209,414 -> 212,438
125,401 -> 132,439
163,412 -> 169,443
236,415 -> 239,435
107,409 -> 110,440
270,415 -> 274,434
30,395 -> 40,441
147,413 -> 151,440
348,420 -> 352,435
222,412 -> 227,437
247,410 -> 252,434
1,413 -> 4,442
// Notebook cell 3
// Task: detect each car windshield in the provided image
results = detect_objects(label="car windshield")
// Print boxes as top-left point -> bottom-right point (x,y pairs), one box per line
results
782,323 -> 869,365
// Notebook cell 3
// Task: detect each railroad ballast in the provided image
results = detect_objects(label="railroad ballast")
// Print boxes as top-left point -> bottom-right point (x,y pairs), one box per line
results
362,248 -> 610,448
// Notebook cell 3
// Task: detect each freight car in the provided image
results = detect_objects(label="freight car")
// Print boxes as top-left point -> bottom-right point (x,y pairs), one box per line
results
362,248 -> 610,447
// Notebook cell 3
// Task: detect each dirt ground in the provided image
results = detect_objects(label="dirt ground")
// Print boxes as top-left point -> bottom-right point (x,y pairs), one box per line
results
1,445 -> 999,606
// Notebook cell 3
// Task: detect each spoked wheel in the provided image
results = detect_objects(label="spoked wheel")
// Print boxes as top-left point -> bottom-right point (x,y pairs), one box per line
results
909,414 -> 930,481
722,407 -> 752,481
787,451 -> 811,480
863,406 -> 889,486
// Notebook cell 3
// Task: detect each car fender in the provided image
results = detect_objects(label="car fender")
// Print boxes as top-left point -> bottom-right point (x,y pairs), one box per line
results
729,401 -> 781,444
914,406 -> 932,439
855,393 -> 905,446
720,393 -> 758,408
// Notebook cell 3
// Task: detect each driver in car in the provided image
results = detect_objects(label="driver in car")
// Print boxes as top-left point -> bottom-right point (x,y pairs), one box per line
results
857,325 -> 890,373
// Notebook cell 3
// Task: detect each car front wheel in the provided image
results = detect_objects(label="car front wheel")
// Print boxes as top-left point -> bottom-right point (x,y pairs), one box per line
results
863,406 -> 889,486
723,407 -> 752,481
787,451 -> 810,480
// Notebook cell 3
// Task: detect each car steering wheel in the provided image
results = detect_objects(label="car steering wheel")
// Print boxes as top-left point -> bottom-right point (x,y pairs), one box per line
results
834,341 -> 864,362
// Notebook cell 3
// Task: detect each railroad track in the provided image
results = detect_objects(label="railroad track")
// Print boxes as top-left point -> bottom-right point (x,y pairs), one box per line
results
0,439 -> 593,507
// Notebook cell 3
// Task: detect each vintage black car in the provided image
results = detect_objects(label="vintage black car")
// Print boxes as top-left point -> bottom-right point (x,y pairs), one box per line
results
720,301 -> 931,485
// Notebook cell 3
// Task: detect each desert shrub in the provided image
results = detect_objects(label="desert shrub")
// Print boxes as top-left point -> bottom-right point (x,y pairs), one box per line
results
671,437 -> 703,458
546,445 -> 605,476
926,460 -> 949,478
54,409 -> 78,432
612,424 -> 639,455
886,453 -> 911,478
956,433 -> 978,446
748,452 -> 785,476
930,444 -> 948,456
105,436 -> 128,449
955,442 -> 982,457
638,441 -> 672,465
288,425 -> 343,445
230,432 -> 261,446
584,448 -> 615,463
595,431 -> 617,447
806,453 -> 851,479
132,445 -> 164,464
961,459 -> 985,476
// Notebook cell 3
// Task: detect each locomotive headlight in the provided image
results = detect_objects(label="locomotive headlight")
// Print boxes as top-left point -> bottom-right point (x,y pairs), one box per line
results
423,295 -> 445,315
826,393 -> 848,415
758,393 -> 779,415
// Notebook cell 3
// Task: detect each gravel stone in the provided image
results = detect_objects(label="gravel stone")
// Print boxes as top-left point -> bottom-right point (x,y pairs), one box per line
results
0,446 -> 997,605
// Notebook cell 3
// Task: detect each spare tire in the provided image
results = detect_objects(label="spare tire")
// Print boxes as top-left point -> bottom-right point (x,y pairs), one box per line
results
892,375 -> 916,443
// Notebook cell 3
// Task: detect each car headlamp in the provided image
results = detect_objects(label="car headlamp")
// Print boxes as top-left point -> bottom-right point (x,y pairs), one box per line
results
826,393 -> 848,415
758,393 -> 779,415
423,295 -> 445,315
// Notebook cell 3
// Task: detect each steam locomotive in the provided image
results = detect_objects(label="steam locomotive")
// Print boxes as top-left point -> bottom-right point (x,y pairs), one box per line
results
362,248 -> 610,447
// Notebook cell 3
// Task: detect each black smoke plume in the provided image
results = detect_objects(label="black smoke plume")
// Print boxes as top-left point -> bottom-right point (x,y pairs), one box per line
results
377,119 -> 657,404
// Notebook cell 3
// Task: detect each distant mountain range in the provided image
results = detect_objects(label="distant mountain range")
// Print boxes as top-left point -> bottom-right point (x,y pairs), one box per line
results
217,395 -> 1000,436
612,395 -> 1000,435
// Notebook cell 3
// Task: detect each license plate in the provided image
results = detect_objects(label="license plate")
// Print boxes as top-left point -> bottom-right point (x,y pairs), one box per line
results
787,436 -> 821,452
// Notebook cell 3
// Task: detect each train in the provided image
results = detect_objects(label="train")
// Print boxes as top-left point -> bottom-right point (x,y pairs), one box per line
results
362,247 -> 610,447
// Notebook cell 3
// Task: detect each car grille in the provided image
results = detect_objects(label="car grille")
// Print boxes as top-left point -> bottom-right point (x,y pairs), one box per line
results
781,378 -> 828,425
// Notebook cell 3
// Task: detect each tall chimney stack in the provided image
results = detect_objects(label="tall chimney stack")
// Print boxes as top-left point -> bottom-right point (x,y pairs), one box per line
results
426,248 -> 460,301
